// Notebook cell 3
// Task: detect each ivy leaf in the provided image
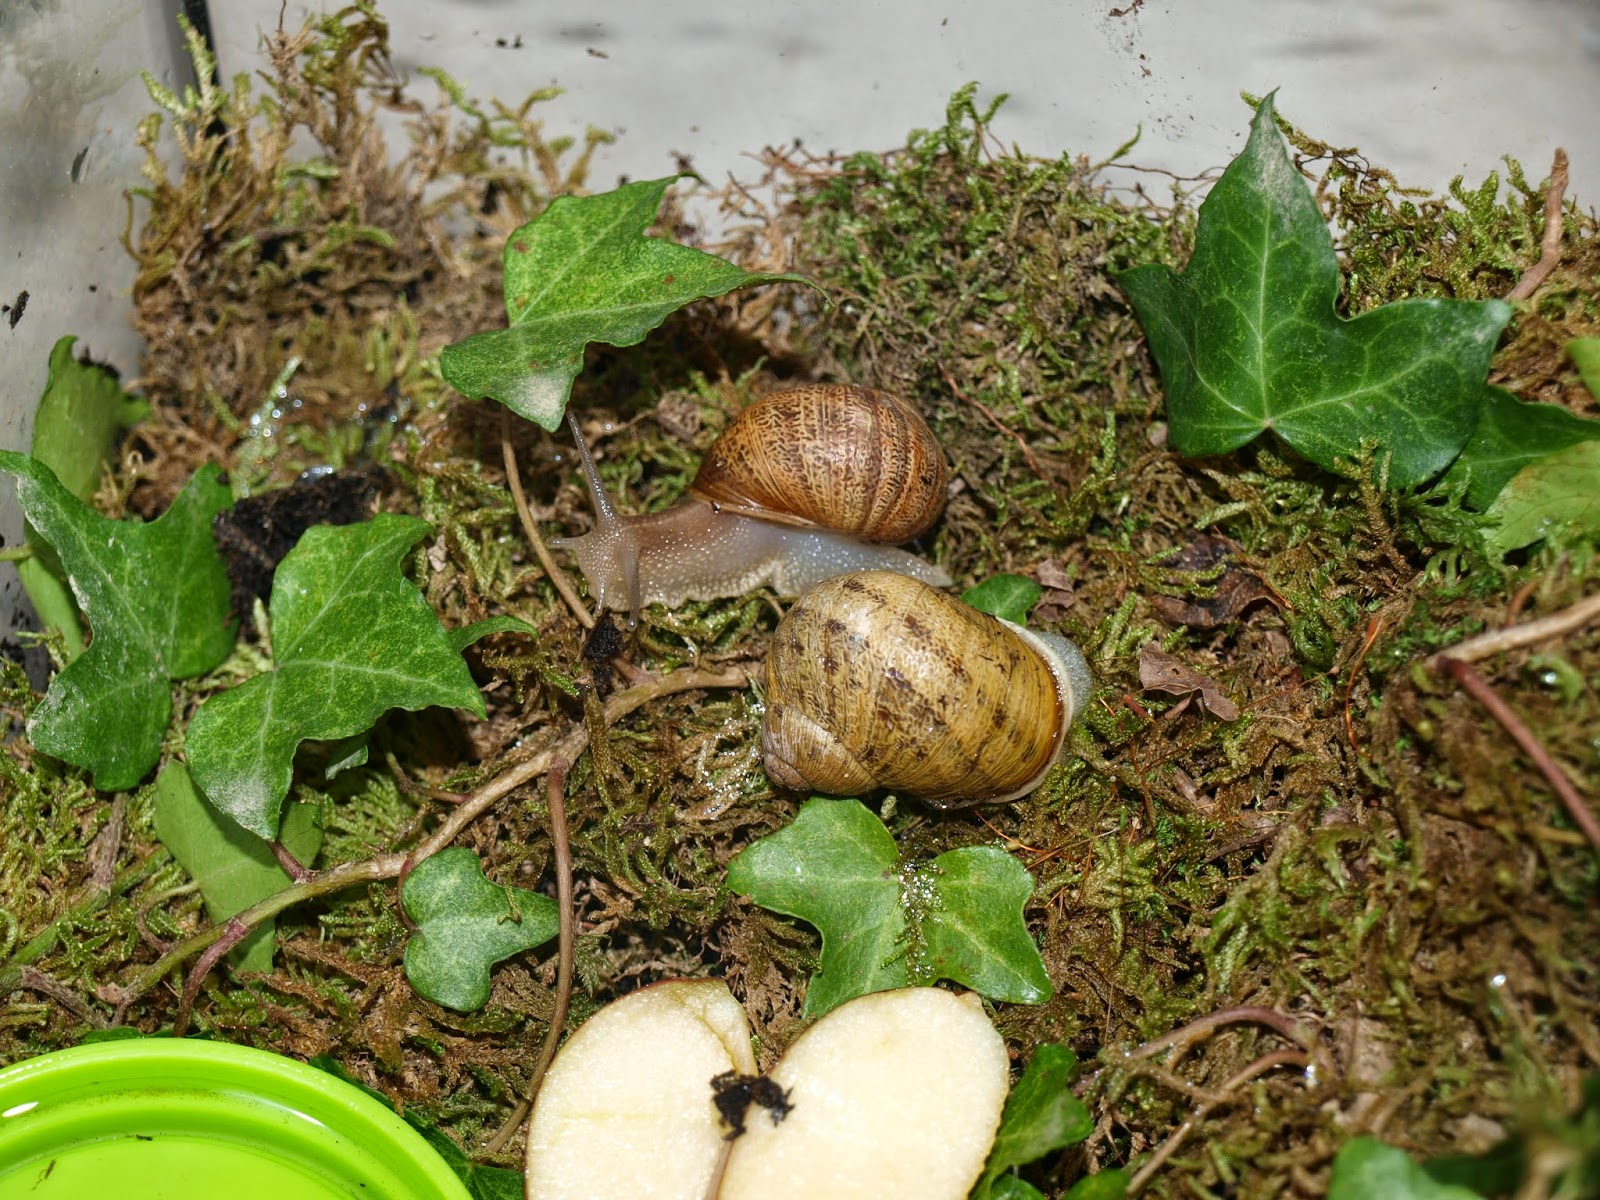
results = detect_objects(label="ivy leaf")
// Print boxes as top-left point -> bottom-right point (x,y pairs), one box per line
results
439,176 -> 811,430
401,847 -> 559,1012
1119,93 -> 1510,489
0,452 -> 235,790
1063,1172 -> 1132,1199
185,514 -> 488,839
1327,1138 -> 1484,1200
1441,386 -> 1600,508
961,574 -> 1042,624
1570,338 -> 1600,401
973,1043 -> 1094,1200
17,336 -> 150,656
726,797 -> 1052,1017
152,761 -> 323,973
919,848 -> 1052,1004
1483,441 -> 1600,555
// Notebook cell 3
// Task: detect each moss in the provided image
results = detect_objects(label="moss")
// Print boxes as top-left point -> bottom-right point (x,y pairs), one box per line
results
2,12 -> 1598,1196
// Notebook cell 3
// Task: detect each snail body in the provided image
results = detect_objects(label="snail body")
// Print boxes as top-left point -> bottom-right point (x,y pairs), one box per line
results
552,385 -> 952,623
762,571 -> 1092,808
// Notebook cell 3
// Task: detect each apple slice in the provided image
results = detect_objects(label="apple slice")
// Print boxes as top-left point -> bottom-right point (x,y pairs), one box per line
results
525,979 -> 757,1200
716,987 -> 1010,1200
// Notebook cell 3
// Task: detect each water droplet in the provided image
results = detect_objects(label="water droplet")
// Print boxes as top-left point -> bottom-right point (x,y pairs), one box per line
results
1489,972 -> 1506,988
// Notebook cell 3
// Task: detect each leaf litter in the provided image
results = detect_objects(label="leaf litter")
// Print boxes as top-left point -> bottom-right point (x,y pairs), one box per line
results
1,10 -> 1598,1199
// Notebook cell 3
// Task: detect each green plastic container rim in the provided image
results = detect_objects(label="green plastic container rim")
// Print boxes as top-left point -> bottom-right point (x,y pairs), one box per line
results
0,1037 -> 475,1199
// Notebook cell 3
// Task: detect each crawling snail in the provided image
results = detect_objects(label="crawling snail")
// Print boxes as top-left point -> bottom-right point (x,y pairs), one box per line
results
552,384 -> 952,624
762,571 -> 1093,807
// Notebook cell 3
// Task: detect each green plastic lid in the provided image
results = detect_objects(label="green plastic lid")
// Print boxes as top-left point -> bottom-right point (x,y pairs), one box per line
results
0,1038 -> 475,1199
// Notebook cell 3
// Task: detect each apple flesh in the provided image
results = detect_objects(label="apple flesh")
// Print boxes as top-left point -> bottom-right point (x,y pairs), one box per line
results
524,979 -> 757,1200
716,987 -> 1010,1200
524,983 -> 1010,1200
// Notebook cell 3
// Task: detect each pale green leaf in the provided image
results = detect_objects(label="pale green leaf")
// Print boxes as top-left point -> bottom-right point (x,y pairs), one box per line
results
185,514 -> 486,838
0,452 -> 235,789
153,761 -> 323,972
401,847 -> 559,1012
1327,1138 -> 1483,1200
1483,440 -> 1600,555
961,574 -> 1042,624
439,177 -> 811,430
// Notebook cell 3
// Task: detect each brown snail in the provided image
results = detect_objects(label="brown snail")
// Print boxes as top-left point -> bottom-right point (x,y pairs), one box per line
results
762,571 -> 1092,807
552,384 -> 952,623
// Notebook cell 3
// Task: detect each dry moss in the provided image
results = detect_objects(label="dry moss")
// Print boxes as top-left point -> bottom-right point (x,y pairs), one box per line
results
1,14 -> 1597,1197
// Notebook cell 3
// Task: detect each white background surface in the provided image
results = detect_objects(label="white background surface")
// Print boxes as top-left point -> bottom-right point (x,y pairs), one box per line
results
3,0 -> 1599,641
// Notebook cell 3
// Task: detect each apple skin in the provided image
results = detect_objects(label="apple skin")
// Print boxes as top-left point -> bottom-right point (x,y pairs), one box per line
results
716,987 -> 1010,1200
524,979 -> 757,1200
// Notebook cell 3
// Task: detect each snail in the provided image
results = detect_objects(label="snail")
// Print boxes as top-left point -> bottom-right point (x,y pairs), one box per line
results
761,571 -> 1093,808
552,384 -> 953,624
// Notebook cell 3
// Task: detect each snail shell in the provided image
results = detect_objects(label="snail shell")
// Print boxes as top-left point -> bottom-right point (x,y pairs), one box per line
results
688,384 -> 948,542
552,384 -> 951,624
761,571 -> 1093,808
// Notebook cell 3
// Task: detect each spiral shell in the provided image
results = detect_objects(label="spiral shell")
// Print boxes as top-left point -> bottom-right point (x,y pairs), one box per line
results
689,384 -> 948,544
761,571 -> 1092,808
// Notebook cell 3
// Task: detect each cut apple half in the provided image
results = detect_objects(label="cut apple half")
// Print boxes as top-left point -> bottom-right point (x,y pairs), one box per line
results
716,987 -> 1009,1200
524,979 -> 757,1200
525,982 -> 1010,1200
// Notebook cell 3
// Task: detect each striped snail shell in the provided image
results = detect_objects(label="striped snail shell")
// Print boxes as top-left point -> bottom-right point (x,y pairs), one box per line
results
761,571 -> 1093,808
688,384 -> 948,543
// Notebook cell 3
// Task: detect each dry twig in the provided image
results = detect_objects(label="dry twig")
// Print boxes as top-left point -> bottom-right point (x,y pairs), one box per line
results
1436,589 -> 1600,665
1505,148 -> 1570,301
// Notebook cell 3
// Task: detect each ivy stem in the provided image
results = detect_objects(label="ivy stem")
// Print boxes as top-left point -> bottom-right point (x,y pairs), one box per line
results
0,545 -> 34,563
501,409 -> 594,630
1437,655 -> 1600,853
482,759 -> 578,1160
111,665 -> 750,1021
1505,147 -> 1569,301
1433,589 -> 1600,666
173,918 -> 251,1036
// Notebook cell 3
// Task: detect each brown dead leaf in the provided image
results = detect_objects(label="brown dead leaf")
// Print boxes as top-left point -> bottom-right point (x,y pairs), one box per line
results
1139,643 -> 1240,721
1149,534 -> 1276,628
1033,560 -> 1078,623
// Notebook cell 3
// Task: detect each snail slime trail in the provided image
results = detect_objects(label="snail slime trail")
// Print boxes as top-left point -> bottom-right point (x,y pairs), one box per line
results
552,385 -> 953,624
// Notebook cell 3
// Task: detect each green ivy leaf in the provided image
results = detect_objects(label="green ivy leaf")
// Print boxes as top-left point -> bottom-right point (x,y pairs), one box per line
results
17,336 -> 150,656
1442,386 -> 1600,508
439,177 -> 811,430
726,797 -> 1051,1017
973,1043 -> 1094,1200
0,452 -> 235,790
401,847 -> 559,1012
991,1180 -> 1046,1200
152,761 -> 323,973
1570,338 -> 1600,401
1328,1138 -> 1484,1200
1482,440 -> 1600,555
1062,1171 -> 1132,1200
185,514 -> 487,839
961,574 -> 1042,624
1119,93 -> 1510,489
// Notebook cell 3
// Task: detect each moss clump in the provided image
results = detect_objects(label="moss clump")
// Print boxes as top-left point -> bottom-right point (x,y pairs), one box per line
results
2,15 -> 1598,1199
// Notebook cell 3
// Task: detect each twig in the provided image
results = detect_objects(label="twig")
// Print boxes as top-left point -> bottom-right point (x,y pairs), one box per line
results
502,409 -> 595,630
940,367 -> 1047,479
1123,1005 -> 1319,1062
532,760 -> 576,1099
173,919 -> 251,1036
271,841 -> 310,882
111,666 -> 752,1019
1126,1049 -> 1308,1195
1435,590 -> 1600,665
16,967 -> 107,1028
482,761 -> 580,1160
1342,617 -> 1384,760
1436,656 -> 1600,852
1505,148 -> 1569,301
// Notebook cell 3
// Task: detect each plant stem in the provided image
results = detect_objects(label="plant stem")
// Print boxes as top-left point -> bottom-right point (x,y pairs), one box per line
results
1437,655 -> 1600,853
1505,148 -> 1569,301
502,409 -> 594,630
0,545 -> 34,563
112,665 -> 751,1019
1434,589 -> 1600,665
